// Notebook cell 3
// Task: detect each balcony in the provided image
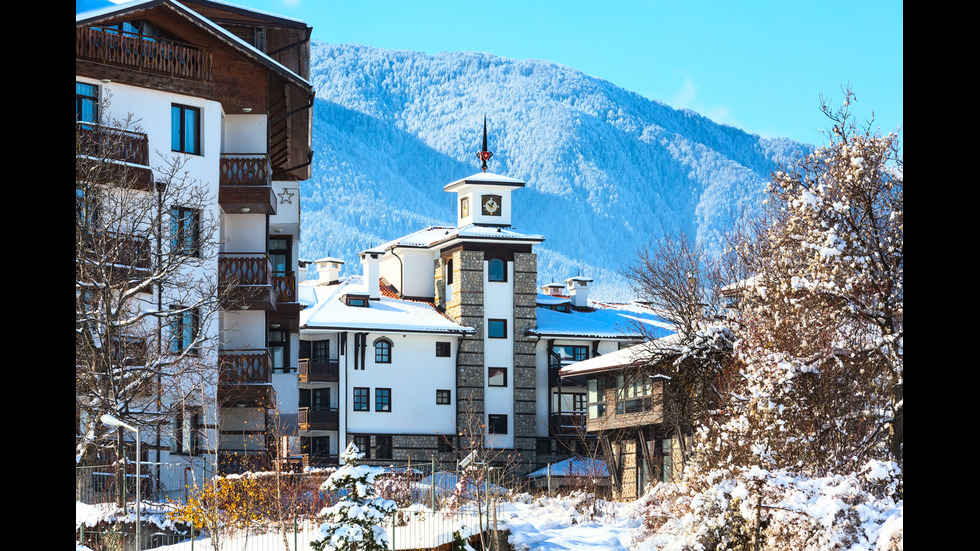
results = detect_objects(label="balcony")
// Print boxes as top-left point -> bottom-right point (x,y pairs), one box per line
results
218,154 -> 277,215
549,412 -> 587,436
298,408 -> 339,431
299,358 -> 340,383
218,349 -> 275,407
219,253 -> 276,311
77,232 -> 152,285
76,27 -> 213,81
272,271 -> 297,303
76,122 -> 153,191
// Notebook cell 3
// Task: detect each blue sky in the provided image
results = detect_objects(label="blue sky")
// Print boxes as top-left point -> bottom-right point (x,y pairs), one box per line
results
80,0 -> 903,147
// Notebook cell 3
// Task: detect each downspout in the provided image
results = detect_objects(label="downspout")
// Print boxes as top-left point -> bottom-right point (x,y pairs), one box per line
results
389,246 -> 405,298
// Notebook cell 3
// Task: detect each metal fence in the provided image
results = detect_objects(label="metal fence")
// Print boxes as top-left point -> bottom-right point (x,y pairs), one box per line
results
77,463 -> 502,551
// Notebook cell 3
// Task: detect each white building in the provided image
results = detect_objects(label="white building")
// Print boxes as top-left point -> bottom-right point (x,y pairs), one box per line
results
298,127 -> 671,474
76,0 -> 313,491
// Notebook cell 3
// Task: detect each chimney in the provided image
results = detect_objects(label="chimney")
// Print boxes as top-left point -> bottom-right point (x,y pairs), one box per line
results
565,276 -> 593,308
360,248 -> 384,300
314,257 -> 344,285
541,283 -> 565,296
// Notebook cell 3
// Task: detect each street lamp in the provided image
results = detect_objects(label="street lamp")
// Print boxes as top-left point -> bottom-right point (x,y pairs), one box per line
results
101,414 -> 140,551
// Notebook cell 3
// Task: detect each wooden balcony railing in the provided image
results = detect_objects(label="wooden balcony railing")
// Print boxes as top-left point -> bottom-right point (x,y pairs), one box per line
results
219,253 -> 276,310
219,349 -> 272,384
220,154 -> 270,187
79,232 -> 152,282
77,27 -> 213,81
299,358 -> 340,383
298,408 -> 339,431
272,271 -> 296,303
217,155 -> 277,215
549,412 -> 587,435
76,122 -> 150,166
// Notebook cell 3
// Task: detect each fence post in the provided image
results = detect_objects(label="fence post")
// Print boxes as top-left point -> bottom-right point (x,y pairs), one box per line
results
294,515 -> 298,551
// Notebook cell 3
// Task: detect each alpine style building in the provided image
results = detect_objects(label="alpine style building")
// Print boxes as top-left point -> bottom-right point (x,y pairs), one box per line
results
76,0 -> 314,491
296,123 -> 672,477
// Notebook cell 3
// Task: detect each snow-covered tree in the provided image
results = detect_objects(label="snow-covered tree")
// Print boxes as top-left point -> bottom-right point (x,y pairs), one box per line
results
641,88 -> 903,549
75,103 -> 222,493
312,442 -> 397,551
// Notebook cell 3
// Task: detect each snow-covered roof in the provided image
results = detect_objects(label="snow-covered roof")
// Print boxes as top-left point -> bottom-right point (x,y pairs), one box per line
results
530,302 -> 675,340
536,293 -> 571,306
443,171 -> 526,191
300,276 -> 474,335
526,457 -> 609,479
381,224 -> 544,250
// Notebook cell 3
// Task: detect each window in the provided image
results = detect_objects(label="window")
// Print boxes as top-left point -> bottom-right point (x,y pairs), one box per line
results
171,104 -> 201,154
168,307 -> 198,354
488,414 -> 508,434
346,295 -> 368,307
374,338 -> 392,363
353,388 -> 369,411
170,408 -> 199,455
352,435 -> 371,458
375,436 -> 392,459
557,346 -> 589,363
269,236 -> 291,273
269,328 -> 287,373
76,82 -> 99,123
311,388 -> 330,410
313,340 -> 328,361
587,377 -> 606,419
436,389 -> 451,405
436,342 -> 451,357
488,319 -> 507,339
438,436 -> 453,453
446,258 -> 454,285
376,388 -> 391,412
573,393 -> 587,412
536,438 -> 552,455
170,207 -> 200,257
488,258 -> 506,282
305,436 -> 330,458
488,367 -> 507,387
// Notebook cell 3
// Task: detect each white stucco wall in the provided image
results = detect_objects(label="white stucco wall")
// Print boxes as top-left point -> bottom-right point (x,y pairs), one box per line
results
484,261 -> 515,449
345,332 -> 457,435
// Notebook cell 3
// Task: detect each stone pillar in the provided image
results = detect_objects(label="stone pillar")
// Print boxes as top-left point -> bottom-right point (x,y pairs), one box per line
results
512,252 -> 538,475
451,250 -> 486,448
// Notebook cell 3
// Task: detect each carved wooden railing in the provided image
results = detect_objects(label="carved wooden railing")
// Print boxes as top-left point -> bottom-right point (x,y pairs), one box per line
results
77,27 -> 212,81
220,154 -> 270,187
272,271 -> 296,302
76,122 -> 149,166
219,349 -> 272,384
219,253 -> 272,286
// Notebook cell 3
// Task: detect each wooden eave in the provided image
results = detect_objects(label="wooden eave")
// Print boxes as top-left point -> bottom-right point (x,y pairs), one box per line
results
77,0 -> 313,181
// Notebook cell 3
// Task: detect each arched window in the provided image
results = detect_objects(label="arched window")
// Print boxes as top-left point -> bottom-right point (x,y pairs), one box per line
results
488,258 -> 506,282
374,338 -> 392,363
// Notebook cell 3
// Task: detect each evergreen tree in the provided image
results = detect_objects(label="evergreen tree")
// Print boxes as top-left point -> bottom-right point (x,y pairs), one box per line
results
312,443 -> 397,551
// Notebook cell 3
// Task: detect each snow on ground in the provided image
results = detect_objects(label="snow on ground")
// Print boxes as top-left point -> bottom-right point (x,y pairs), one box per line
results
498,493 -> 649,551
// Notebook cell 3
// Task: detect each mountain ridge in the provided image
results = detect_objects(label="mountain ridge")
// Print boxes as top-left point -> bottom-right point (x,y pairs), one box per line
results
299,41 -> 811,299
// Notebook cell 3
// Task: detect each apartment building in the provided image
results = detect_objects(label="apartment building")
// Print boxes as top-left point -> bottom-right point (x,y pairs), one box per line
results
296,128 -> 672,476
76,0 -> 313,489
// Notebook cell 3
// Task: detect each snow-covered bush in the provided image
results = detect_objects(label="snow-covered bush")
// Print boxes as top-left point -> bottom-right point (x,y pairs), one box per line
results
311,442 -> 397,551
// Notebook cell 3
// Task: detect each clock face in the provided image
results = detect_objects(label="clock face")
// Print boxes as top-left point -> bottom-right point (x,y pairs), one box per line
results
481,194 -> 501,216
460,197 -> 470,218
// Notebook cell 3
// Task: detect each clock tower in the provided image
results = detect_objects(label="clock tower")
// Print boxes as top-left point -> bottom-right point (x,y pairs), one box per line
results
445,117 -> 525,228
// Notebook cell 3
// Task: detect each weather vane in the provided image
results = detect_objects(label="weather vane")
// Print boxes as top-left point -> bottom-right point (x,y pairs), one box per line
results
477,115 -> 493,172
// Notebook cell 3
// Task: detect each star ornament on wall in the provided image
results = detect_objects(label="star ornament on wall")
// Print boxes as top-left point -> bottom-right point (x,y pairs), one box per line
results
278,188 -> 295,204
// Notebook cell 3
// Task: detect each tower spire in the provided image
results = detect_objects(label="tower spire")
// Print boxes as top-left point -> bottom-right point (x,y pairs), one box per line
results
477,115 -> 493,172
